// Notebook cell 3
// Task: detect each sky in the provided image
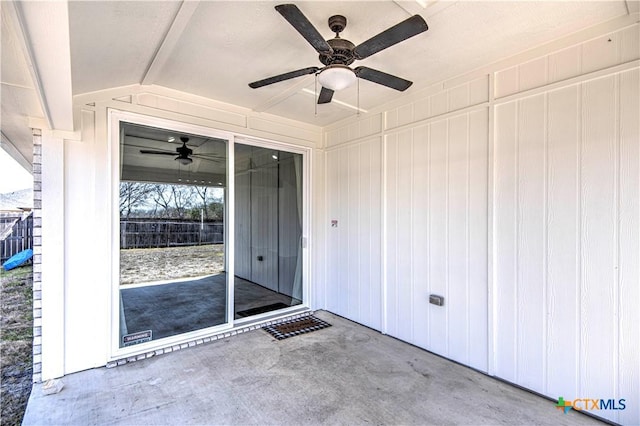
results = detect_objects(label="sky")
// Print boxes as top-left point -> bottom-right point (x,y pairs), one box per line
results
0,148 -> 33,193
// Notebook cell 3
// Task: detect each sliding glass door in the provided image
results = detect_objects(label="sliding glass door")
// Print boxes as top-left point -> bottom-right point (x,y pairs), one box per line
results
112,114 -> 307,354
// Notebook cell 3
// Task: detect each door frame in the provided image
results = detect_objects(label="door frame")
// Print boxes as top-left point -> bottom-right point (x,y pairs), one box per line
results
108,110 -> 312,360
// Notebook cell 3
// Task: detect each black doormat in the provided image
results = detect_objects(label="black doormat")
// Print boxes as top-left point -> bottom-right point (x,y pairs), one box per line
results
236,302 -> 290,318
263,315 -> 331,340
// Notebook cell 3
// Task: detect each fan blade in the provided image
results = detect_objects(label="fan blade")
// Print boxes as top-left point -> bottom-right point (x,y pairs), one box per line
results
317,87 -> 334,104
139,150 -> 177,155
191,155 -> 224,163
249,67 -> 319,89
192,153 -> 226,159
275,4 -> 333,55
353,15 -> 428,60
354,66 -> 413,91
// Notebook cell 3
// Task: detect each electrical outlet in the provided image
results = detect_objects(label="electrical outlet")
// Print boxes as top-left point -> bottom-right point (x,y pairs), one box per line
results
429,294 -> 444,306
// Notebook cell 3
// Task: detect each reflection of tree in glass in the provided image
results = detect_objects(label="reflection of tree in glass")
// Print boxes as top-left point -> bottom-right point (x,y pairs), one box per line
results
151,184 -> 174,217
191,186 -> 224,220
120,182 -> 224,220
170,186 -> 193,218
119,182 -> 154,218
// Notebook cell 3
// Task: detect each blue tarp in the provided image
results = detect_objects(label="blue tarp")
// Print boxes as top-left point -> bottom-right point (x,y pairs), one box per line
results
2,248 -> 33,271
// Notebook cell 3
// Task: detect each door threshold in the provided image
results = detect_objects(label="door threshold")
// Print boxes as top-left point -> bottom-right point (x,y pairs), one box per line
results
106,308 -> 313,369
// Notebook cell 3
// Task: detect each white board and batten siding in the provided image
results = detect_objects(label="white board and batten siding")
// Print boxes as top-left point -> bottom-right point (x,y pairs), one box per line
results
326,137 -> 383,331
385,109 -> 488,371
324,21 -> 639,425
494,66 -> 639,425
325,75 -> 490,369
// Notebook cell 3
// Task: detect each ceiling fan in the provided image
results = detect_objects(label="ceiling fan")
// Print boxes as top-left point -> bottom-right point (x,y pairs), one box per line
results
139,136 -> 222,165
248,4 -> 428,104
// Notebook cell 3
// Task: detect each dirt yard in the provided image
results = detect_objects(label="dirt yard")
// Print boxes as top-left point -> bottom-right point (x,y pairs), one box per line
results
120,244 -> 225,285
0,265 -> 33,426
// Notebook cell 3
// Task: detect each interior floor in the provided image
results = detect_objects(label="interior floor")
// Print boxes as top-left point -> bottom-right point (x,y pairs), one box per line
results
120,274 -> 301,342
24,311 -> 603,426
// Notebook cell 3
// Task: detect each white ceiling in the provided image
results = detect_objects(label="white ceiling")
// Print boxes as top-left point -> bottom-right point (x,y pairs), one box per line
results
1,0 -> 634,167
68,0 -> 629,126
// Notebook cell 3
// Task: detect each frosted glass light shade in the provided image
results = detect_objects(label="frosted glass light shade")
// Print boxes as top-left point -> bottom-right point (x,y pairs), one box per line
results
318,65 -> 356,91
176,156 -> 193,165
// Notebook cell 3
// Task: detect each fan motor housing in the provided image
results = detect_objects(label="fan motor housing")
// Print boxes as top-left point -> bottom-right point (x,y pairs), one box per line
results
320,37 -> 356,66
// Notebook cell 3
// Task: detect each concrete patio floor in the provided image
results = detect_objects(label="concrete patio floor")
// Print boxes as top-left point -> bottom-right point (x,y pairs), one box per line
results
23,311 -> 603,425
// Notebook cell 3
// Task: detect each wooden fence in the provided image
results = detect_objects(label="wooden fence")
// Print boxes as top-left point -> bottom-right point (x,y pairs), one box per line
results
120,219 -> 223,249
1,212 -> 33,263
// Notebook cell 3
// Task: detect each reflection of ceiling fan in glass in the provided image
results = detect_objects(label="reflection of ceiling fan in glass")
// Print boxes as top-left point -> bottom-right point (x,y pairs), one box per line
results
235,156 -> 282,177
139,136 -> 224,165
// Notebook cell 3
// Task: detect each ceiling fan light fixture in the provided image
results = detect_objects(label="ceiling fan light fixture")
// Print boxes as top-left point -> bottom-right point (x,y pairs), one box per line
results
176,156 -> 193,165
318,65 -> 356,91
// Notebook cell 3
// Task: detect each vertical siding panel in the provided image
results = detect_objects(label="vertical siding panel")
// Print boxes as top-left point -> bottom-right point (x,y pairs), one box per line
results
341,148 -> 351,317
334,149 -> 349,316
358,144 -> 371,326
468,108 -> 489,372
447,114 -> 469,364
386,109 -> 398,131
581,76 -> 617,422
431,91 -> 448,117
412,125 -> 430,349
397,104 -> 414,127
448,83 -> 469,112
618,68 -> 640,426
414,97 -> 430,122
337,148 -> 350,316
386,135 -> 399,337
396,130 -> 414,343
370,140 -> 383,330
495,66 -> 519,99
469,76 -> 490,105
327,139 -> 383,329
326,150 -> 339,314
330,149 -> 342,316
582,35 -> 619,74
494,101 -> 518,381
546,85 -> 580,399
619,25 -> 640,63
516,94 -> 546,392
548,45 -> 581,84
428,120 -> 448,356
518,57 -> 548,92
347,144 -> 360,320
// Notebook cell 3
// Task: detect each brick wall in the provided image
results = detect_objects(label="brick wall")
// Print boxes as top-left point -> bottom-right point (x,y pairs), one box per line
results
32,129 -> 42,383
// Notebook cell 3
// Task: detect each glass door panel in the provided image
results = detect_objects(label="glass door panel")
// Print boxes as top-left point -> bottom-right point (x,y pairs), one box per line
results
234,143 -> 303,318
118,122 -> 229,347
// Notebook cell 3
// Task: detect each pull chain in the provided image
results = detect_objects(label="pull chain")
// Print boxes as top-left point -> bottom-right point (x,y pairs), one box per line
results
314,74 -> 318,116
357,76 -> 360,117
